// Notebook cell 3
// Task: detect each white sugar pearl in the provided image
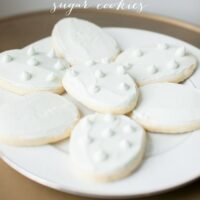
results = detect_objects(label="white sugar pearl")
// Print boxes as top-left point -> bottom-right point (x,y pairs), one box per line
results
100,57 -> 110,64
54,61 -> 65,70
167,60 -> 179,69
175,47 -> 186,57
47,49 -> 56,58
125,63 -> 133,70
21,71 -> 32,81
46,73 -> 57,82
104,114 -> 115,122
89,85 -> 101,93
2,54 -> 13,63
120,139 -> 132,149
85,60 -> 96,66
102,128 -> 115,137
117,65 -> 126,74
27,46 -> 36,56
95,70 -> 105,78
123,125 -> 135,133
93,150 -> 108,162
27,58 -> 40,66
84,135 -> 94,144
148,65 -> 158,74
132,49 -> 143,57
157,43 -> 168,50
119,82 -> 130,90
71,70 -> 79,77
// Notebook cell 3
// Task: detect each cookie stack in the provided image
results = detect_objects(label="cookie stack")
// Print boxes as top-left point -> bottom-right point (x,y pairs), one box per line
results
0,18 -> 199,182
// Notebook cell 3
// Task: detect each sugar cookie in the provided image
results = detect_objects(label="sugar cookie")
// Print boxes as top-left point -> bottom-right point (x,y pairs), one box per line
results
0,48 -> 70,95
69,113 -> 146,182
0,92 -> 80,146
52,18 -> 120,65
132,83 -> 200,133
115,44 -> 197,86
62,63 -> 139,114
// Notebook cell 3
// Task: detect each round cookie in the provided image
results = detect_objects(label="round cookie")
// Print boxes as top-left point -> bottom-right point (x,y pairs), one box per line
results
52,17 -> 121,65
62,63 -> 139,114
132,83 -> 200,133
115,44 -> 197,86
0,48 -> 70,95
69,113 -> 146,182
0,92 -> 80,146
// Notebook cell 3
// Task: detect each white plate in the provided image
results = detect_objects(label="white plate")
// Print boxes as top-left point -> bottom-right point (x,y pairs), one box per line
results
0,28 -> 200,199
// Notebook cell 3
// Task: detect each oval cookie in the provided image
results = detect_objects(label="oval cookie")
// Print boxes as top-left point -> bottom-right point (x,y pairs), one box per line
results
115,44 -> 197,86
132,83 -> 200,133
52,18 -> 120,65
62,63 -> 139,114
0,92 -> 80,146
0,48 -> 69,95
69,113 -> 146,182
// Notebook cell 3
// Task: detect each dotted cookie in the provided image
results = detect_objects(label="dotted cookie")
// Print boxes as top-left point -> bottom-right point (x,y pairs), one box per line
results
69,113 -> 146,182
0,48 -> 69,95
62,63 -> 139,114
115,44 -> 197,86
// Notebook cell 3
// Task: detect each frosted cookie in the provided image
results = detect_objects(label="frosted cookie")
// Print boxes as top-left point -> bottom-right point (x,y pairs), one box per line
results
115,44 -> 197,86
132,83 -> 200,133
0,88 -> 20,106
69,113 -> 146,182
62,63 -> 139,114
52,18 -> 120,65
0,92 -> 80,146
0,48 -> 70,95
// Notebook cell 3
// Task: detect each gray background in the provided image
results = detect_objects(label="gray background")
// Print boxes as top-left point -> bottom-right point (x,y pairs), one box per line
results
0,0 -> 199,25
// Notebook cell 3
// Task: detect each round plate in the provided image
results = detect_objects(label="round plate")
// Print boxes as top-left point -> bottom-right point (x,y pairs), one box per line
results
0,28 -> 200,199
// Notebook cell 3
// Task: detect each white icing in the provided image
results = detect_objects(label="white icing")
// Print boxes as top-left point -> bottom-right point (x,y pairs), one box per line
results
0,92 -> 79,145
52,18 -> 120,65
115,44 -> 197,85
132,83 -> 200,132
69,114 -> 146,179
62,63 -> 138,114
0,49 -> 69,93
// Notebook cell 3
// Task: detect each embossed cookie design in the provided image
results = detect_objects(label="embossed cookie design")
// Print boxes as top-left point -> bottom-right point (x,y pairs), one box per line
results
132,83 -> 200,133
0,48 -> 69,95
52,17 -> 121,65
0,92 -> 80,146
62,63 -> 139,114
115,44 -> 197,86
69,113 -> 146,182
